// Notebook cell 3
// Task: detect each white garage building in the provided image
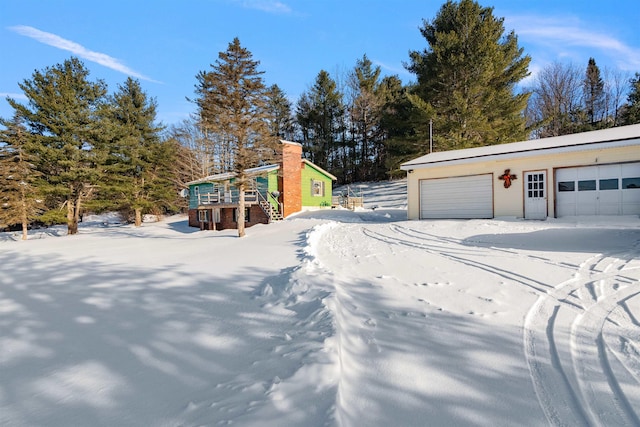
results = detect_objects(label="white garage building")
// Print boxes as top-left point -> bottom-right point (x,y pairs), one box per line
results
401,124 -> 640,220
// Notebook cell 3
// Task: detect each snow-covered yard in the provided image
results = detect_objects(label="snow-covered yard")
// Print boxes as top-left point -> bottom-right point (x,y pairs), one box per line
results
1,180 -> 639,426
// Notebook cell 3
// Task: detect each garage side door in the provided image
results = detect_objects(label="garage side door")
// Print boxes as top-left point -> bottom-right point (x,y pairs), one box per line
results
420,174 -> 493,219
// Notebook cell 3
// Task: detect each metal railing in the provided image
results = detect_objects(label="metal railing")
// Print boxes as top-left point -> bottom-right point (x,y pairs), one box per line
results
332,185 -> 364,209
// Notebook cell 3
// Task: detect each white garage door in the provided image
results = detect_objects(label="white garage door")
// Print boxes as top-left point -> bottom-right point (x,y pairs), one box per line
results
420,174 -> 493,219
556,162 -> 640,216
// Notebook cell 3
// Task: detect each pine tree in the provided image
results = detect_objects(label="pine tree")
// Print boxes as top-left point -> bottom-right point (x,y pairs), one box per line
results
348,55 -> 385,182
192,38 -> 278,237
583,58 -> 605,128
407,0 -> 531,150
7,57 -> 108,235
295,70 -> 344,172
144,138 -> 183,217
0,114 -> 43,240
100,77 -> 165,226
622,72 -> 640,125
266,84 -> 294,140
380,77 -> 423,178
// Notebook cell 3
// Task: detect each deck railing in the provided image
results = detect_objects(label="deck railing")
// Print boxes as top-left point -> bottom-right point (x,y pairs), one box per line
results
197,190 -> 261,205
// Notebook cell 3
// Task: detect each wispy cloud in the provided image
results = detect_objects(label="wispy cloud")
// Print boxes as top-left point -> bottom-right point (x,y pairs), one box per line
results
234,0 -> 292,14
373,59 -> 412,80
1,92 -> 28,100
505,15 -> 640,71
9,25 -> 160,83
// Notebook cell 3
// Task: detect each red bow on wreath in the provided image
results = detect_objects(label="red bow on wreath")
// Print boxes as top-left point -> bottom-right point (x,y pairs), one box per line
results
498,169 -> 517,188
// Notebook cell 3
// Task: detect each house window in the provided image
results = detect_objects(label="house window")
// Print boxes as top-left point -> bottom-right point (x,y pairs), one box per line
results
312,180 -> 324,197
527,175 -> 544,198
197,209 -> 209,222
233,207 -> 250,222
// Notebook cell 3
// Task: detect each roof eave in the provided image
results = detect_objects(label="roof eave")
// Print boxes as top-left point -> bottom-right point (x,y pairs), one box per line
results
302,159 -> 338,180
401,132 -> 640,170
186,164 -> 280,185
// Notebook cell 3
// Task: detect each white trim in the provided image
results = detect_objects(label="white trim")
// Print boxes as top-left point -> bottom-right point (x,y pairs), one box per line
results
302,159 -> 338,180
280,139 -> 302,147
524,171 -> 547,220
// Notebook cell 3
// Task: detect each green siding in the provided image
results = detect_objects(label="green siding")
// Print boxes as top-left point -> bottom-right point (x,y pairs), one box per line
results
188,183 -> 217,209
267,170 -> 279,209
267,170 -> 278,193
188,172 -> 277,210
301,163 -> 333,207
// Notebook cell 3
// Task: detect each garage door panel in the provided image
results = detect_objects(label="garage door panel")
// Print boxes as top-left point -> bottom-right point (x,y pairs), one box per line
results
597,164 -> 621,179
623,188 -> 640,214
577,166 -> 597,179
599,191 -> 621,215
621,163 -> 640,177
556,162 -> 640,216
420,174 -> 493,219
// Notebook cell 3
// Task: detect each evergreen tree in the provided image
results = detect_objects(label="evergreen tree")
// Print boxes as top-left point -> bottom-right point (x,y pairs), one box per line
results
192,38 -> 278,237
295,70 -> 344,173
383,81 -> 435,176
0,114 -> 43,240
622,72 -> 640,125
348,55 -> 386,182
583,58 -> 605,128
144,138 -> 183,217
100,77 -> 165,226
6,57 -> 108,235
266,84 -> 294,140
294,92 -> 315,161
407,0 -> 530,150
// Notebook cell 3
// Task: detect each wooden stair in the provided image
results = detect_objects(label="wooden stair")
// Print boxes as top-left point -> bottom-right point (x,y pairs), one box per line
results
259,200 -> 283,222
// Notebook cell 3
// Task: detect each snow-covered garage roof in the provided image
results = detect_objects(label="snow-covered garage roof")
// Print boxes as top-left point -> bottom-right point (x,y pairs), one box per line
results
401,124 -> 640,170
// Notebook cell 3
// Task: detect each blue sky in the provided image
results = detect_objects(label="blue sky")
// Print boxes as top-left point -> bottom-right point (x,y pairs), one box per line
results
1,0 -> 639,127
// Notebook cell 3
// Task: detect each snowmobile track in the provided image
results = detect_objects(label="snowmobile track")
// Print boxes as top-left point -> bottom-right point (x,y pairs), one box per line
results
524,252 -> 640,426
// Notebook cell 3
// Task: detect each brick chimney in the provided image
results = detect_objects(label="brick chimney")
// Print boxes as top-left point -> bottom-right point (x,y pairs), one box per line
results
280,140 -> 302,217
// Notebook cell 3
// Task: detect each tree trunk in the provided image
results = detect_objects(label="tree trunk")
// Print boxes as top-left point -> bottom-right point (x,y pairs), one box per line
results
21,209 -> 28,241
74,196 -> 83,231
21,186 -> 28,241
237,181 -> 246,238
67,198 -> 78,235
135,208 -> 142,227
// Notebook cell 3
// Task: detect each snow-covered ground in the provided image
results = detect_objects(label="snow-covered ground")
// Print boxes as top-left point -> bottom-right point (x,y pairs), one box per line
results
1,179 -> 639,426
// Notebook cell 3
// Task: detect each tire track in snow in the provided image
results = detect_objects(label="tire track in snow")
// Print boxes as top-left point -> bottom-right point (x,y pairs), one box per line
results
364,224 -> 556,295
524,252 -> 640,426
606,297 -> 640,389
372,222 -> 640,425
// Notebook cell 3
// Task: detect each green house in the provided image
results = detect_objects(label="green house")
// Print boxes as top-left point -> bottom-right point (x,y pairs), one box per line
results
186,141 -> 336,230
301,159 -> 335,208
